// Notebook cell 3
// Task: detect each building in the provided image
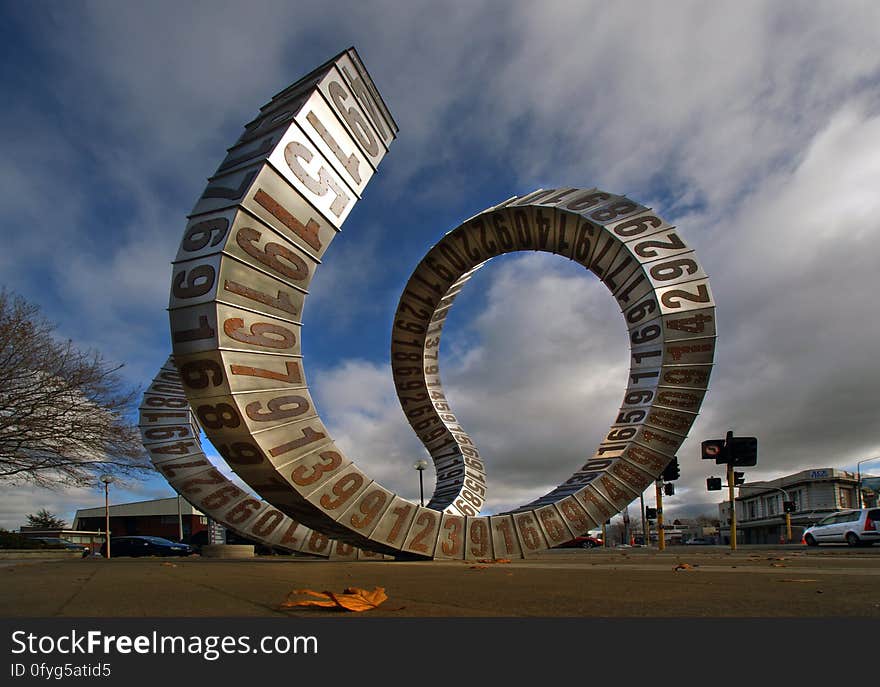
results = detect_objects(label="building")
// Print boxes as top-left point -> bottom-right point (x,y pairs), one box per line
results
718,467 -> 876,545
73,496 -> 218,546
18,528 -> 105,554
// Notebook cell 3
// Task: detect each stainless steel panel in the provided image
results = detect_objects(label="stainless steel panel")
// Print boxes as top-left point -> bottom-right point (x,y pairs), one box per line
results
214,124 -> 292,178
296,91 -> 373,195
356,547 -> 386,560
266,125 -> 356,228
444,219 -> 492,268
173,350 -> 306,399
512,511 -> 549,556
401,507 -> 441,557
139,391 -> 192,413
280,442 -> 353,497
140,422 -> 197,448
600,248 -> 641,295
301,529 -> 334,556
607,459 -> 654,493
153,457 -> 213,484
621,443 -> 669,474
662,336 -> 716,365
659,364 -> 712,390
464,517 -> 495,560
245,415 -> 333,468
337,482 -> 395,537
434,513 -> 466,559
627,366 -> 662,390
167,254 -> 223,312
629,343 -> 664,370
489,515 -> 523,559
263,520 -> 312,553
574,486 -> 617,525
222,210 -> 318,291
190,163 -> 262,218
644,407 -> 698,437
655,277 -> 714,315
304,464 -> 372,520
340,48 -> 399,141
169,302 -> 221,356
239,164 -> 339,260
594,472 -> 638,510
535,504 -> 575,546
335,53 -> 394,150
654,386 -> 707,413
588,231 -> 625,282
214,302 -> 301,355
557,496 -> 597,536
662,307 -> 716,341
370,496 -> 418,550
215,256 -> 306,323
228,387 -> 317,435
633,424 -> 685,456
646,252 -> 707,289
318,64 -> 387,167
624,227 -> 692,262
243,507 -> 290,543
329,540 -> 359,560
613,269 -> 654,310
606,210 -> 672,242
564,213 -> 603,265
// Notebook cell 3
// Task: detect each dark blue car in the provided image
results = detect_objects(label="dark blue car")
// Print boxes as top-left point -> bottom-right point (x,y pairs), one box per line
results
100,536 -> 194,557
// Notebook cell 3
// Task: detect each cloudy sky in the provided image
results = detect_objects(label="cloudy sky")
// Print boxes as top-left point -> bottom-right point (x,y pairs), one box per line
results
2,0 -> 879,531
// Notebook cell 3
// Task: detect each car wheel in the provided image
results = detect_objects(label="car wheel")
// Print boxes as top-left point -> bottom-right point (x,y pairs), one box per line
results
580,542 -> 594,549
804,534 -> 818,547
845,532 -> 860,547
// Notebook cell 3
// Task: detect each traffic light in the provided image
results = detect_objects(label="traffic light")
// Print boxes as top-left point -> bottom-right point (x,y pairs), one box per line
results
701,439 -> 725,461
734,471 -> 745,486
707,477 -> 722,491
664,483 -> 675,496
730,436 -> 758,466
662,457 -> 680,482
783,501 -> 796,513
645,507 -> 657,520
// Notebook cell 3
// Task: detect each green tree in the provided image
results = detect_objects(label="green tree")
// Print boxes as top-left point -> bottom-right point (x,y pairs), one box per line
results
0,289 -> 152,487
25,508 -> 67,529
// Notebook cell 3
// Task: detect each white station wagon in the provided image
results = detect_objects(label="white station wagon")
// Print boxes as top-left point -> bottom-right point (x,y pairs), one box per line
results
803,508 -> 880,547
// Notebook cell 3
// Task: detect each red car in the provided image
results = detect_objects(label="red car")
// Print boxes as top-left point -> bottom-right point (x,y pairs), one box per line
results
558,535 -> 603,549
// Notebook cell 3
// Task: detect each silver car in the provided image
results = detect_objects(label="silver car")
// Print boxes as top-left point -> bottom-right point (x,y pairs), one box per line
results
803,508 -> 880,547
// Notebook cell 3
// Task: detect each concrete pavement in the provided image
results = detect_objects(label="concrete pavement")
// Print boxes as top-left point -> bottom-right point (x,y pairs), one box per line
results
2,546 -> 879,618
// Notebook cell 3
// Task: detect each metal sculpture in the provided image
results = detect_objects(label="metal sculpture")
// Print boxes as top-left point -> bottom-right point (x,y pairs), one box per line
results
143,47 -> 715,559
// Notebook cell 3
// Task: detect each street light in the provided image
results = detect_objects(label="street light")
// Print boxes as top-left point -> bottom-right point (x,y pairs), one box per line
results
856,457 -> 880,509
99,474 -> 114,559
413,460 -> 428,507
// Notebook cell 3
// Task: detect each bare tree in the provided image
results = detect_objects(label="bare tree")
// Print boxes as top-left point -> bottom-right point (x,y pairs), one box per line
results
0,289 -> 152,487
26,508 -> 67,529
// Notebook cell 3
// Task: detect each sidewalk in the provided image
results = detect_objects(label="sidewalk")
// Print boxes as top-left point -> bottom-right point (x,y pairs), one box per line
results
2,547 -> 879,617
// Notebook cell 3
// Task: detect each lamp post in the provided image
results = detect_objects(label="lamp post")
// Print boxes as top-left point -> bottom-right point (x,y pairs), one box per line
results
99,474 -> 114,559
856,457 -> 880,509
413,460 -> 428,507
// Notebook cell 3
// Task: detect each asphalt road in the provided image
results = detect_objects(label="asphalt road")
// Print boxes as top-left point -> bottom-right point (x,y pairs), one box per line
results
2,545 -> 878,618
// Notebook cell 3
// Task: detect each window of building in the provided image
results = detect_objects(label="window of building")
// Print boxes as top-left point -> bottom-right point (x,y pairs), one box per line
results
839,488 -> 853,509
748,501 -> 757,519
199,517 -> 208,525
765,496 -> 776,516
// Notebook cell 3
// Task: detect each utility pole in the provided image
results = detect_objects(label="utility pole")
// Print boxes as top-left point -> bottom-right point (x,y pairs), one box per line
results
656,480 -> 666,551
640,491 -> 647,546
727,463 -> 737,550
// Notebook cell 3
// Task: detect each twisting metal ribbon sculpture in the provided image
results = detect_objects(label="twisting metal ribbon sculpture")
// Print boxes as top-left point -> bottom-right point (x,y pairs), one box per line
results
139,47 -> 715,560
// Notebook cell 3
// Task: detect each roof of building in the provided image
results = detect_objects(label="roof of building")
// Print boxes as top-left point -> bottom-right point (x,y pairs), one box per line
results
74,496 -> 204,521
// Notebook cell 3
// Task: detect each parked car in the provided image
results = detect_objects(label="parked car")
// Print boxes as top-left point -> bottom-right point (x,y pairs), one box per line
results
558,535 -> 603,549
684,538 -> 711,545
99,536 -> 194,557
803,508 -> 880,547
30,537 -> 90,557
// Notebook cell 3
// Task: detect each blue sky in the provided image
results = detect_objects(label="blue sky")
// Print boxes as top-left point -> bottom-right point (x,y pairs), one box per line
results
2,0 -> 880,529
